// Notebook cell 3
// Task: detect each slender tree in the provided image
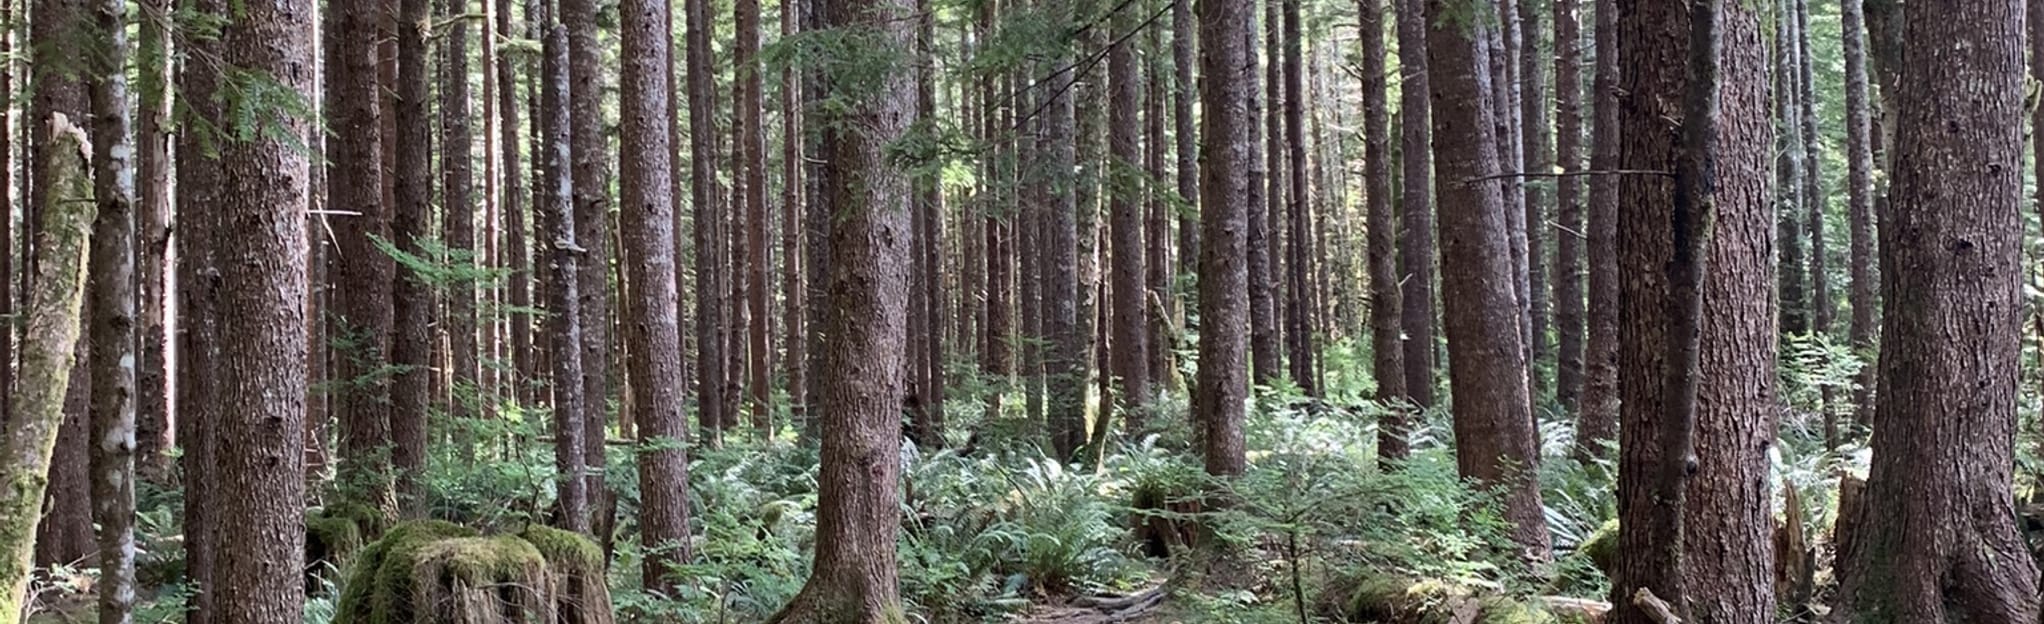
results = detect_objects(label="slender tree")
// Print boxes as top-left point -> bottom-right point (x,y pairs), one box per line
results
537,15 -> 588,534
563,0 -> 612,481
212,0 -> 317,615
780,0 -> 805,434
175,3 -> 225,614
1551,0 -> 1585,414
1774,0 -> 1807,336
500,0 -> 531,403
1360,0 -> 1405,464
1573,0 -> 1618,461
764,0 -> 916,613
30,0 -> 93,571
327,0 -> 395,506
134,0 -> 173,480
1171,0 -> 1198,271
86,0 -> 139,615
1197,0 -> 1252,476
1423,0 -> 1550,558
1795,0 -> 1828,345
392,0 -> 434,510
1834,0 -> 2041,618
1247,0 -> 1278,387
1519,0 -> 1550,390
1044,0 -> 1085,460
442,0 -> 479,437
687,0 -> 725,445
1109,0 -> 1148,426
1395,0 -> 1436,413
1281,0 -> 1313,394
738,0 -> 771,432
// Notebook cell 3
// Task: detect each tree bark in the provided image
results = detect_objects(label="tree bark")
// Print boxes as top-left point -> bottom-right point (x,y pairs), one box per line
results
780,0 -> 806,437
326,0 -> 395,506
1109,0 -> 1148,427
391,0 -> 434,512
1395,0 -> 1436,413
620,0 -> 691,585
175,12 -> 224,616
500,0 -> 530,405
537,19 -> 588,534
1574,0 -> 1619,462
85,0 -> 138,614
1248,0 -> 1279,387
1172,0 -> 1198,272
213,0 -> 317,615
133,0 -> 173,482
1197,0 -> 1251,477
0,116 -> 93,624
1795,0 -> 1827,344
738,0 -> 772,433
1519,0 -> 1550,396
563,0 -> 612,497
1044,0 -> 1085,460
442,0 -> 479,439
764,0 -> 915,614
1773,0 -> 1807,337
1833,0 -> 2043,619
1360,0 -> 1405,465
1551,0 -> 1585,417
1846,0 -> 1875,429
687,0 -> 726,446
29,0 -> 92,573
1423,0 -> 1550,559
1281,0 -> 1313,395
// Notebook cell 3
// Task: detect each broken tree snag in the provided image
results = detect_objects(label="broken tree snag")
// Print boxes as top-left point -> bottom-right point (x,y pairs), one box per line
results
0,112 -> 98,624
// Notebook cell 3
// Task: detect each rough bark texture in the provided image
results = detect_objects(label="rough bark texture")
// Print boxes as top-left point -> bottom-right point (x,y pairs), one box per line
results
535,21 -> 588,536
620,0 -> 692,588
1518,0 -> 1550,395
1248,0 -> 1279,388
564,0 -> 612,485
212,0 -> 316,616
687,0 -> 726,445
1172,0 -> 1198,273
327,0 -> 395,505
86,0 -> 138,614
30,0 -> 92,572
1109,0 -> 1148,426
1281,0 -> 1313,394
0,117 -> 93,624
913,2 -> 945,445
738,0 -> 771,433
1845,0 -> 1874,428
780,0 -> 805,436
1360,0 -> 1406,465
1834,0 -> 2043,620
1044,0 -> 1084,461
133,0 -> 172,481
441,0 -> 479,438
175,11 -> 224,616
1144,13 -> 1173,395
1795,0 -> 1827,343
1551,0 -> 1585,416
1395,0 -> 1436,412
391,0 -> 433,511
498,0 -> 529,404
1573,0 -> 1619,462
1423,0 -> 1549,558
763,0 -> 915,615
1773,0 -> 1807,337
1197,0 -> 1251,477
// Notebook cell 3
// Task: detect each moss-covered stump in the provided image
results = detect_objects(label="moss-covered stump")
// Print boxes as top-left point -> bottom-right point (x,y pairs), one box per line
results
518,525 -> 614,624
334,521 -> 615,624
409,536 -> 553,624
1578,519 -> 1618,582
1331,574 -> 1587,624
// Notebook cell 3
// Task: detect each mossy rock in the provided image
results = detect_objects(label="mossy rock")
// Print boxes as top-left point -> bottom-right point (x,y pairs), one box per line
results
1342,574 -> 1465,623
334,520 -> 480,624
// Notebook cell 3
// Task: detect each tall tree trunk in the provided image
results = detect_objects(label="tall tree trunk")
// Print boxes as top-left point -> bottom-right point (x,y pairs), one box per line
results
1845,0 -> 1875,432
1795,0 -> 1828,344
738,0 -> 771,433
564,0 -> 612,489
1551,0 -> 1585,417
764,0 -> 915,613
1488,0 -> 1530,394
392,0 -> 434,511
213,0 -> 316,614
1574,0 -> 1619,462
0,116 -> 93,624
1423,0 -> 1550,559
133,0 -> 173,481
1172,0 -> 1198,273
1281,0 -> 1313,395
1834,0 -> 2042,619
1248,0 -> 1279,387
537,17 -> 588,534
1144,9 -> 1174,395
328,0 -> 394,506
442,0 -> 478,441
29,0 -> 92,572
687,0 -> 725,446
619,0 -> 691,585
916,2 -> 945,444
1109,0 -> 1148,428
1519,0 -> 1550,397
1197,0 -> 1251,476
780,0 -> 805,436
980,0 -> 1011,402
85,0 -> 138,614
1360,0 -> 1405,465
1774,0 -> 1807,337
499,0 -> 530,405
175,10 -> 225,616
1044,0 -> 1084,461
1395,0 -> 1436,413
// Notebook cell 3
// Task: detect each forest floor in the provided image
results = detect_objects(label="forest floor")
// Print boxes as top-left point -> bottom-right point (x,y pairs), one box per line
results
1014,587 -> 1169,623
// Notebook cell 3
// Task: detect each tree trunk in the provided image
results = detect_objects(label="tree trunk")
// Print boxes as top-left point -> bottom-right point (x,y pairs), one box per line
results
620,0 -> 691,586
85,0 -> 138,614
738,0 -> 771,434
1845,0 -> 1875,430
1773,0 -> 1807,337
981,0 -> 1011,401
1423,0 -> 1550,559
327,0 -> 395,506
1519,0 -> 1550,399
1144,11 -> 1174,395
391,0 -> 434,512
29,0 -> 92,573
1834,0 -> 2042,619
442,0 -> 479,442
213,0 -> 317,615
1573,0 -> 1619,462
1044,0 -> 1084,461
1551,0 -> 1585,417
1395,0 -> 1435,413
1795,0 -> 1827,344
1360,0 -> 1405,465
1172,0 -> 1198,273
1196,0 -> 1251,477
563,0 -> 612,501
687,0 -> 725,446
1281,0 -> 1313,395
1109,0 -> 1148,428
536,18 -> 588,534
1248,0 -> 1279,387
133,0 -> 173,482
175,12 -> 225,616
780,0 -> 805,437
916,3 -> 946,445
764,0 -> 915,615
0,115 -> 93,624
1488,0 -> 1530,395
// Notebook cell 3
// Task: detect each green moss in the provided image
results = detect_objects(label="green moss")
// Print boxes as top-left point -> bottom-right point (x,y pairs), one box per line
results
1475,597 -> 1557,624
516,524 -> 605,575
333,520 -> 478,624
1579,519 -> 1619,580
411,536 -> 548,582
325,500 -> 394,539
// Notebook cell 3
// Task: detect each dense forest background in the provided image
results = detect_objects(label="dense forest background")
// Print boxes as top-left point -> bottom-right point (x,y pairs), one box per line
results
1,0 -> 2040,621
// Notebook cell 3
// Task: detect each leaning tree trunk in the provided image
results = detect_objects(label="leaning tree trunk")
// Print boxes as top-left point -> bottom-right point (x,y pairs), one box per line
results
763,0 -> 916,615
1833,0 -> 2043,620
0,115 -> 94,624
1423,0 -> 1550,559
